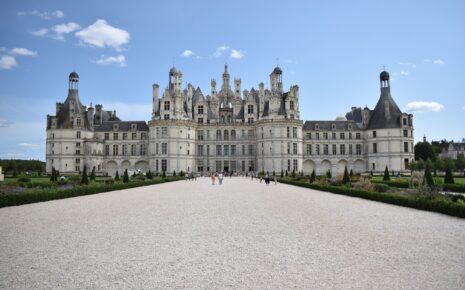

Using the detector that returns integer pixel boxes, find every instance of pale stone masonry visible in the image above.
[46,65,414,176]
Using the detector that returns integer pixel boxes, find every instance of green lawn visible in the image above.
[1,176,113,185]
[371,175,465,184]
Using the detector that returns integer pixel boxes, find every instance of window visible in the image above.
[206,145,210,156]
[156,143,159,154]
[323,132,328,139]
[216,145,222,156]
[248,118,254,123]
[198,105,204,115]
[290,114,294,119]
[123,133,127,140]
[75,165,80,172]
[356,144,362,155]
[197,130,204,141]
[340,132,345,139]
[76,131,81,138]
[349,132,352,140]
[332,132,336,139]
[293,143,297,154]
[224,130,229,141]
[403,118,407,126]
[224,145,229,156]
[76,119,81,126]
[340,144,346,155]
[306,132,311,140]
[316,132,320,140]
[76,158,80,164]
[403,130,408,137]
[373,131,377,138]
[105,145,110,155]
[247,105,254,114]
[372,163,376,170]
[373,143,378,153]
[162,127,168,137]
[404,142,409,153]
[141,133,147,140]
[248,144,253,156]
[198,118,204,123]
[104,133,109,140]
[122,144,128,156]
[162,143,167,154]
[164,101,170,111]
[216,130,222,140]
[161,160,167,172]
[287,142,291,154]
[290,101,294,110]
[349,144,353,155]
[231,130,236,140]
[287,127,290,138]
[323,144,329,155]
[113,133,118,140]
[131,144,137,156]
[292,127,297,138]
[242,145,245,155]
[332,144,337,155]
[76,142,81,147]
[231,145,236,155]
[356,133,361,140]
[75,150,80,155]
[316,144,320,155]
[306,144,312,155]
[287,159,291,171]
[132,132,137,140]
[140,144,146,155]
[164,114,169,120]
[293,160,298,172]
[112,144,118,156]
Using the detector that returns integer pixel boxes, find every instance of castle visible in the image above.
[46,65,414,176]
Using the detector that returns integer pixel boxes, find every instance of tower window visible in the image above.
[164,101,170,111]
[247,105,254,114]
[290,101,295,110]
[198,105,204,115]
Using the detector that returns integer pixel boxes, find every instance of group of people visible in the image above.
[210,172,224,185]
[208,171,278,185]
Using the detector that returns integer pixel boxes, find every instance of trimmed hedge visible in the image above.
[443,183,465,193]
[372,179,465,193]
[279,179,465,219]
[372,180,410,188]
[0,177,182,208]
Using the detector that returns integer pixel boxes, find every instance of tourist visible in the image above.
[265,171,270,185]
[211,173,216,185]
[274,176,277,185]
[218,172,223,185]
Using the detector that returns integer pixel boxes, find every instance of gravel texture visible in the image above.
[1,177,465,289]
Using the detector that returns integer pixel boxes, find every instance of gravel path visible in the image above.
[1,177,465,289]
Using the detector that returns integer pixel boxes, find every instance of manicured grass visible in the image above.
[279,178,465,219]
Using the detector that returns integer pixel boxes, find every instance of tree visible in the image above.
[456,154,465,171]
[291,169,296,178]
[383,165,390,181]
[90,166,96,181]
[414,141,435,161]
[280,170,284,177]
[146,170,153,179]
[349,168,354,177]
[444,164,454,184]
[423,164,434,187]
[309,169,316,183]
[162,170,166,178]
[342,166,350,184]
[173,170,176,177]
[417,159,425,171]
[123,169,129,183]
[370,170,373,176]
[50,167,56,182]
[115,170,120,181]
[434,158,445,173]
[273,171,276,177]
[80,166,89,185]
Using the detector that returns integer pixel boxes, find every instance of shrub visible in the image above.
[309,169,316,183]
[349,169,354,177]
[444,165,454,184]
[423,164,434,187]
[90,167,96,181]
[105,179,115,185]
[352,179,375,192]
[81,166,89,185]
[68,175,81,185]
[291,170,296,178]
[342,166,350,184]
[281,170,284,177]
[162,171,166,178]
[374,183,390,193]
[383,165,390,181]
[17,176,31,183]
[326,170,332,179]
[123,169,129,183]
[115,171,120,181]
[173,170,176,177]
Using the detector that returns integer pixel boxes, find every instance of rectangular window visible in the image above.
[207,145,210,156]
[112,144,118,156]
[216,145,222,156]
[288,159,291,171]
[349,144,353,155]
[332,144,337,155]
[122,133,127,140]
[349,132,352,140]
[242,145,245,155]
[290,101,295,110]
[197,130,204,141]
[293,143,297,154]
[76,131,81,138]
[306,144,312,155]
[198,105,204,114]
[76,142,81,147]
[356,133,361,140]
[113,133,118,140]
[332,132,336,139]
[248,118,254,123]
[141,133,147,140]
[293,159,298,171]
[197,145,203,156]
[76,119,81,126]
[161,160,167,172]
[162,143,167,154]
[122,144,128,156]
[292,127,297,138]
[156,143,159,154]
[340,144,345,155]
[340,132,345,139]
[164,101,170,111]
[216,161,222,172]
[373,143,378,153]
[105,145,110,156]
[140,144,146,155]
[247,105,254,114]
[224,145,229,156]
[403,130,408,137]
[287,142,291,154]
[231,145,236,156]
[287,127,290,138]
[306,132,311,140]
[404,142,409,153]
[198,118,203,123]
[132,132,137,140]
[323,132,328,139]
[162,127,168,137]
[373,131,377,138]
[323,144,329,155]
[131,144,137,156]
[76,158,80,164]
[164,114,169,120]
[316,144,320,155]
[316,132,320,140]
[356,144,362,155]
[75,150,80,155]
[248,144,253,156]
[403,118,407,125]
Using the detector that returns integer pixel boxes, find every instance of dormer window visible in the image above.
[348,124,352,130]
[113,124,119,131]
[331,124,336,130]
[315,124,319,130]
[131,124,137,131]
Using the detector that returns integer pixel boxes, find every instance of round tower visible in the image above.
[69,71,79,90]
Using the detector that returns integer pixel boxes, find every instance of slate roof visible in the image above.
[303,120,362,131]
[367,87,403,129]
[345,107,363,123]
[55,89,91,130]
[94,121,149,132]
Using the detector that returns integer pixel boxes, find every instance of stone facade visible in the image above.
[46,66,414,176]
[439,140,465,159]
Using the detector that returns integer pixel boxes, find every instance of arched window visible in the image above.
[216,130,222,140]
[224,130,229,141]
[231,130,236,140]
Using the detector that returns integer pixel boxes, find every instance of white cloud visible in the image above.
[19,143,40,149]
[181,50,194,57]
[230,49,244,59]
[51,22,81,40]
[212,45,245,59]
[0,55,17,70]
[10,48,37,56]
[405,101,444,112]
[398,62,416,68]
[17,10,64,19]
[30,28,49,37]
[433,59,445,65]
[96,55,126,67]
[0,119,13,127]
[75,19,130,51]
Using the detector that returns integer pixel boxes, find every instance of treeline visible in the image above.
[413,139,465,173]
[0,159,46,176]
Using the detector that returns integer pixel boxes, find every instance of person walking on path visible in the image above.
[218,172,223,185]
[265,171,270,185]
[274,175,277,185]
[211,173,216,185]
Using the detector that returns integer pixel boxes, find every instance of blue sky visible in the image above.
[1,0,464,160]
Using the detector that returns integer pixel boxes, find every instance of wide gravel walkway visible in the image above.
[1,177,465,289]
